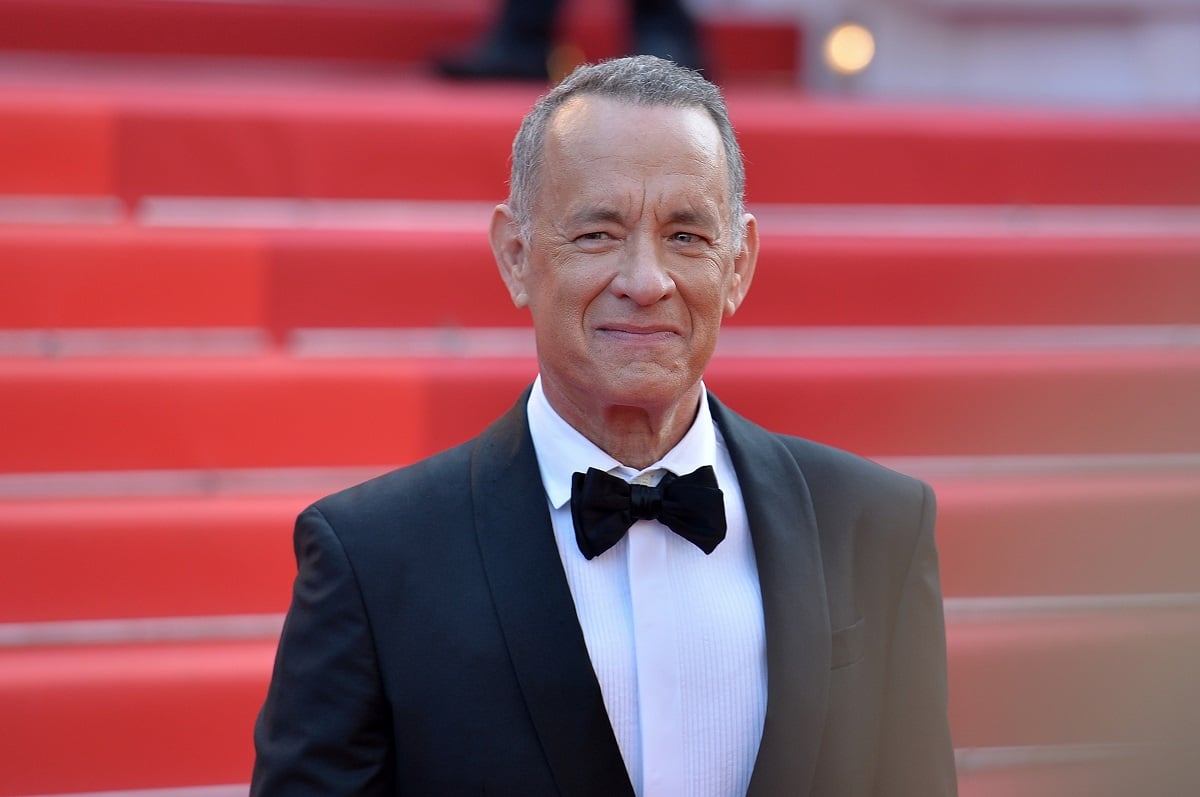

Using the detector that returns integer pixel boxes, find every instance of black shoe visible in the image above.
[436,37,550,81]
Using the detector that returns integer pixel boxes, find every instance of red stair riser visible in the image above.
[4,92,1198,203]
[2,472,1198,622]
[1,611,1197,794]
[2,353,1199,473]
[5,226,1200,329]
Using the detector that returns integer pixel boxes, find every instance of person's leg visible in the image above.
[437,0,560,80]
[630,0,705,72]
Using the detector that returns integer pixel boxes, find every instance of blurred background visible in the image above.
[0,1,1198,795]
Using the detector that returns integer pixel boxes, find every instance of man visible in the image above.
[252,56,957,796]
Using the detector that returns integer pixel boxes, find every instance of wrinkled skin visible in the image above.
[491,95,759,467]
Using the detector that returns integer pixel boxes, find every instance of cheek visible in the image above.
[548,267,611,318]
[681,262,733,315]
[529,283,589,344]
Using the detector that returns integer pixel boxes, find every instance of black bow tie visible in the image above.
[570,466,727,560]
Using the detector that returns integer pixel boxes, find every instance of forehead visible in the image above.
[542,95,727,181]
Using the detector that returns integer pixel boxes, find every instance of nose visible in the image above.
[610,235,675,306]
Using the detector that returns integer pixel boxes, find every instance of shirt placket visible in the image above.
[625,469,685,797]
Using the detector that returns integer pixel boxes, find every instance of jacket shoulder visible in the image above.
[776,434,927,504]
[305,440,475,545]
[710,392,927,506]
[302,392,532,550]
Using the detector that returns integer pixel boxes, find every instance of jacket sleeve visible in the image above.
[251,505,395,796]
[874,481,959,796]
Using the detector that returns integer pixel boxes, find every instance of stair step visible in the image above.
[1,459,1197,622]
[945,596,1200,749]
[2,348,1198,472]
[0,638,275,796]
[0,496,305,623]
[3,223,1198,332]
[929,463,1200,598]
[1,598,1196,795]
[0,1,800,83]
[2,60,1197,204]
[957,744,1199,797]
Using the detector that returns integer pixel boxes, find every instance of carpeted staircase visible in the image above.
[1,1,1198,795]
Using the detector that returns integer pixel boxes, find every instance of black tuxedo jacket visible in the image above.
[252,391,957,796]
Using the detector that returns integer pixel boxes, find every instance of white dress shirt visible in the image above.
[527,377,767,797]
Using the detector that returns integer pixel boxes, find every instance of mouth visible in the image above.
[597,324,678,342]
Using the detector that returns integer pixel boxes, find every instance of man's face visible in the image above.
[493,95,757,423]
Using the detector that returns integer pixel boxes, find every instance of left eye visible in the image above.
[672,232,699,243]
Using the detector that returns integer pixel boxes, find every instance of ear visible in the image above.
[723,213,759,318]
[490,204,531,309]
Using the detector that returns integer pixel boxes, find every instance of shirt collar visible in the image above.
[527,375,719,510]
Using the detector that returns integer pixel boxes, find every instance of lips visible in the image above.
[593,328,683,362]
[598,322,679,337]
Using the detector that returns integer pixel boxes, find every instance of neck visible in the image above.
[543,382,703,471]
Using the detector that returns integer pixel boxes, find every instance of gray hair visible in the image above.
[507,55,747,248]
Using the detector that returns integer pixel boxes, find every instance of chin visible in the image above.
[599,371,700,411]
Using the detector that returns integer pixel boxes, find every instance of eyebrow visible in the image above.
[663,207,718,228]
[565,207,627,228]
[563,204,720,231]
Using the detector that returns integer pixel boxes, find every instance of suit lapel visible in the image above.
[470,394,635,797]
[710,395,831,797]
